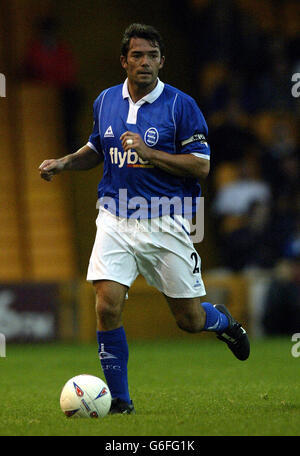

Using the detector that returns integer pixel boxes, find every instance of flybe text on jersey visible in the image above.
[109,147,154,168]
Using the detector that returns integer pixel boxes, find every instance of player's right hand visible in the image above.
[39,159,64,181]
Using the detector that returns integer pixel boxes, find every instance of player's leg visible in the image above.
[164,296,205,332]
[94,279,135,414]
[87,208,138,414]
[94,279,127,331]
[135,214,249,360]
[165,295,250,360]
[164,295,229,334]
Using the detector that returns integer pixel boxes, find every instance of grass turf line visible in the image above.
[0,337,299,436]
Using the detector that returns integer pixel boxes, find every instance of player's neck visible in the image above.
[127,78,158,103]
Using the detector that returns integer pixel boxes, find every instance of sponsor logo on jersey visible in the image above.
[109,147,154,168]
[144,127,159,147]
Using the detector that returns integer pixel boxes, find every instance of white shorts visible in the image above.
[87,208,206,298]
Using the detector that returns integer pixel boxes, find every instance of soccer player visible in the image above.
[39,23,250,414]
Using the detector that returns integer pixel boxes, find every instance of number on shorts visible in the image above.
[191,252,200,274]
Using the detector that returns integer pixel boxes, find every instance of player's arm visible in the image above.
[142,149,209,179]
[120,132,209,180]
[39,144,102,182]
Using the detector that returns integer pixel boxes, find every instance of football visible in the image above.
[60,374,111,418]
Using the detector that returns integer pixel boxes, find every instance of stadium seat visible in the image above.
[19,83,77,280]
[0,100,23,279]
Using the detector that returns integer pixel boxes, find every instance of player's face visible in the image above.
[120,37,165,89]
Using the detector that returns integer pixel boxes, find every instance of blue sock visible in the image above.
[97,327,130,404]
[202,302,229,332]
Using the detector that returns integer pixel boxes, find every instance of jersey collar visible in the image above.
[122,78,165,105]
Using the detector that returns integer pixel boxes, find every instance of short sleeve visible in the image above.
[87,99,102,155]
[175,95,210,160]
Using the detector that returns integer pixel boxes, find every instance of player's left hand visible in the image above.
[120,131,153,161]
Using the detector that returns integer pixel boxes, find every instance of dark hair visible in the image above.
[120,23,165,58]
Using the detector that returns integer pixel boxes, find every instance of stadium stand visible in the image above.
[0,0,299,340]
[19,83,77,280]
[0,100,23,279]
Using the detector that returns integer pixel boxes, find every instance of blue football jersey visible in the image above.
[87,78,210,218]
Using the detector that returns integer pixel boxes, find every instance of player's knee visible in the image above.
[95,299,120,321]
[95,291,122,328]
[175,311,205,333]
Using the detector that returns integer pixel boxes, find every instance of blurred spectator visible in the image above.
[220,201,281,271]
[181,0,300,271]
[23,16,83,151]
[261,256,300,335]
[260,121,299,194]
[24,16,76,88]
[279,154,300,196]
[212,156,271,217]
[255,36,297,112]
[184,0,244,68]
[208,96,259,167]
[211,156,273,270]
[284,215,300,259]
[270,193,299,258]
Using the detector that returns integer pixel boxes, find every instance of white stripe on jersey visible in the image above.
[191,152,210,160]
[171,93,178,153]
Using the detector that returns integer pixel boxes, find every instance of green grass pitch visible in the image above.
[1,337,300,436]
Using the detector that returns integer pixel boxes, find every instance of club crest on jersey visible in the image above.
[73,382,84,397]
[144,127,159,147]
